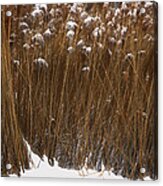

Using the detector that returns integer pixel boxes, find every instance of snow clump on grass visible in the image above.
[66,30,75,40]
[32,33,44,46]
[43,28,52,38]
[67,46,75,54]
[34,57,48,68]
[13,60,20,65]
[66,20,78,30]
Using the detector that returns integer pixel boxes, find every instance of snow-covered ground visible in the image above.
[20,153,124,179]
[11,140,123,179]
[8,140,151,180]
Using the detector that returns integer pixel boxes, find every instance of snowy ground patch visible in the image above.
[9,139,151,180]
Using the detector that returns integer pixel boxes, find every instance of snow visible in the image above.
[97,43,103,49]
[115,8,120,17]
[117,39,122,46]
[92,27,102,38]
[43,28,52,37]
[22,29,30,35]
[138,50,146,55]
[13,60,20,65]
[146,74,150,82]
[66,30,75,40]
[19,22,29,30]
[34,57,48,68]
[80,11,88,19]
[143,34,153,41]
[103,2,109,6]
[127,10,132,17]
[148,36,154,42]
[85,46,92,53]
[84,16,95,27]
[126,53,134,58]
[112,17,115,24]
[32,33,44,46]
[109,37,116,44]
[108,49,112,56]
[133,8,137,17]
[134,38,138,43]
[35,4,47,12]
[17,140,124,179]
[125,53,134,60]
[67,46,75,53]
[77,39,84,47]
[121,2,127,10]
[10,33,16,38]
[20,157,122,179]
[55,8,62,15]
[107,21,113,27]
[142,112,148,117]
[94,16,101,22]
[31,9,43,17]
[23,43,30,50]
[144,2,153,8]
[32,33,44,41]
[66,20,78,30]
[49,8,55,17]
[8,140,152,180]
[51,118,55,122]
[116,24,121,32]
[70,3,78,13]
[82,66,90,72]
[121,26,128,37]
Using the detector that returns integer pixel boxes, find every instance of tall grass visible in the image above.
[1,2,158,180]
[1,7,31,176]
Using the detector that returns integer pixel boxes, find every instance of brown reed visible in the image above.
[1,2,158,180]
